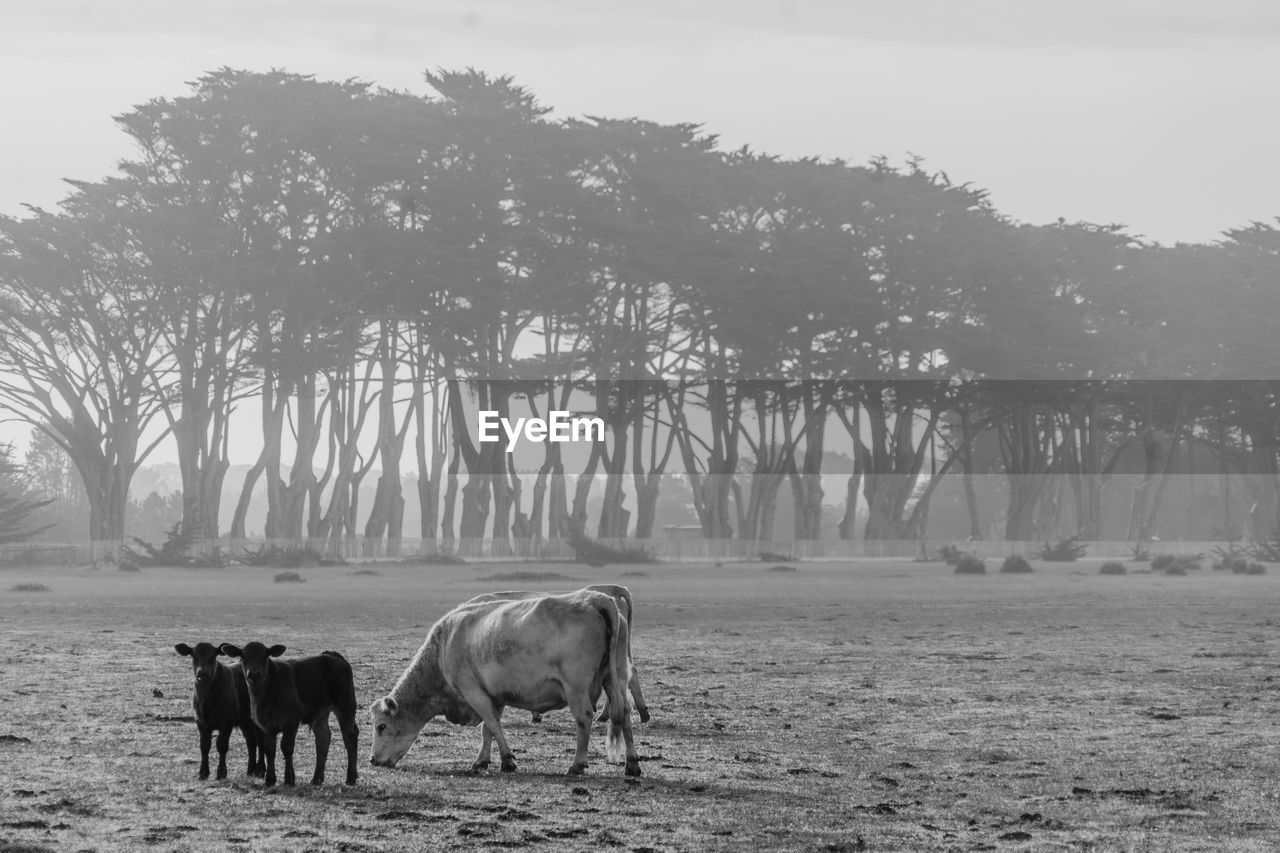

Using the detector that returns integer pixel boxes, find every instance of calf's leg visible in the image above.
[215,727,232,780]
[261,731,278,787]
[197,723,213,780]
[338,715,359,785]
[241,724,264,777]
[281,723,299,786]
[310,710,331,786]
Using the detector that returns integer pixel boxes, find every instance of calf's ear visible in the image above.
[268,644,286,657]
[175,643,193,657]
[219,644,242,658]
[384,696,399,717]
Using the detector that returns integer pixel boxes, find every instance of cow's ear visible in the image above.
[219,644,242,658]
[268,644,286,658]
[175,643,193,657]
[384,696,399,717]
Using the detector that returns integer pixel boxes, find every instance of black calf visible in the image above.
[219,642,359,787]
[174,642,264,780]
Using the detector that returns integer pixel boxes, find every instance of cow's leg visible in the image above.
[620,706,641,777]
[311,710,331,786]
[530,712,543,723]
[459,690,517,772]
[215,727,232,780]
[261,731,278,787]
[565,687,595,776]
[197,723,213,780]
[337,714,359,785]
[281,723,298,786]
[629,660,650,723]
[472,724,494,772]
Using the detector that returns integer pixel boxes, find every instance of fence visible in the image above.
[0,537,1249,567]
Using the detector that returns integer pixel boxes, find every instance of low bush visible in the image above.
[1130,544,1152,563]
[568,532,656,568]
[999,555,1033,574]
[1153,553,1202,573]
[9,582,50,592]
[122,522,229,568]
[273,571,305,583]
[1233,561,1267,576]
[953,555,987,575]
[236,545,344,568]
[1099,561,1127,575]
[1033,535,1088,562]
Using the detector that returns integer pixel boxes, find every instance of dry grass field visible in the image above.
[2,556,1280,851]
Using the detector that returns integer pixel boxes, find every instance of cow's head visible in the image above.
[219,642,285,692]
[175,641,223,690]
[368,696,425,768]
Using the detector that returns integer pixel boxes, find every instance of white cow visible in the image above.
[369,589,641,777]
[462,584,650,723]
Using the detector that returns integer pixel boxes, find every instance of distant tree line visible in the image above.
[2,68,1279,546]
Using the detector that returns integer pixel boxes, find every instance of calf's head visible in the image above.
[175,642,224,690]
[219,642,285,691]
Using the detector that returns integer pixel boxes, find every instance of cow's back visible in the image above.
[441,593,616,706]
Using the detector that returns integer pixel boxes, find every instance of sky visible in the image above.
[3,0,1280,462]
[2,0,1280,245]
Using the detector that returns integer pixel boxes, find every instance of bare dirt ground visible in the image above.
[3,558,1280,851]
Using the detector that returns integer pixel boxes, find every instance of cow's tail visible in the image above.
[598,598,629,763]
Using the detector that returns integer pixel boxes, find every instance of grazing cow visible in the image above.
[174,642,264,780]
[218,643,359,787]
[463,584,650,723]
[369,590,641,777]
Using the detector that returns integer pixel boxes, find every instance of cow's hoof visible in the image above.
[216,770,227,781]
[198,771,210,781]
[500,756,518,773]
[345,774,358,786]
[638,708,651,723]
[264,777,277,788]
[310,777,324,786]
[624,757,642,777]
[530,713,543,723]
[470,760,490,773]
[566,763,587,776]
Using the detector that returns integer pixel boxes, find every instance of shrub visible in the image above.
[1234,561,1267,576]
[1099,562,1127,575]
[1153,553,1202,573]
[1033,535,1088,562]
[767,565,797,573]
[9,582,49,592]
[953,555,987,574]
[236,545,344,568]
[999,555,1033,574]
[1247,539,1280,563]
[759,550,794,563]
[568,531,656,568]
[936,544,964,565]
[273,571,305,583]
[399,553,467,566]
[122,522,228,568]
[1130,544,1152,563]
